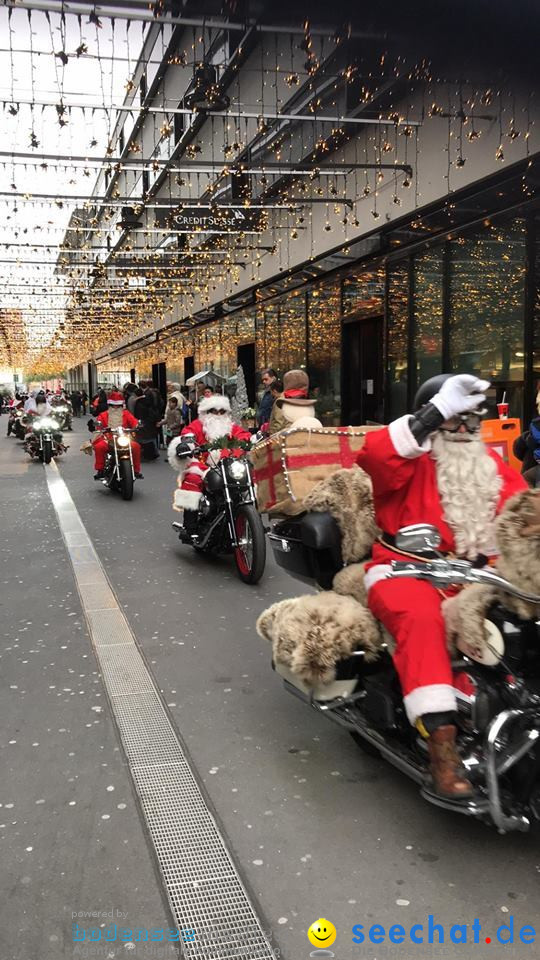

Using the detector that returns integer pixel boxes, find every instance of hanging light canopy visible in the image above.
[118,206,143,230]
[184,63,230,112]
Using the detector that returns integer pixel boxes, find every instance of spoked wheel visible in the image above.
[233,504,266,584]
[119,459,134,501]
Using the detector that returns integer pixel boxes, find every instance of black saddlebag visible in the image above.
[268,511,343,589]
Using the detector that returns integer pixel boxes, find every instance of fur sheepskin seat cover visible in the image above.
[443,490,540,655]
[303,466,378,564]
[257,468,382,686]
[256,592,382,687]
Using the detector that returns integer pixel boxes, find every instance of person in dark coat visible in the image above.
[71,390,82,417]
[256,368,277,428]
[133,391,160,460]
[514,391,540,487]
[90,388,108,416]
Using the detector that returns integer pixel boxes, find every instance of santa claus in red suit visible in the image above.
[167,393,251,526]
[92,391,142,479]
[356,373,527,799]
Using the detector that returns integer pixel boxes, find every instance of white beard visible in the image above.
[108,407,123,428]
[201,412,234,442]
[431,431,502,559]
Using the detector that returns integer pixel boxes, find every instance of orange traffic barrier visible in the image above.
[480,418,522,472]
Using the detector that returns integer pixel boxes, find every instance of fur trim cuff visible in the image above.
[167,436,186,472]
[173,489,202,510]
[364,564,392,592]
[403,684,457,725]
[389,415,431,459]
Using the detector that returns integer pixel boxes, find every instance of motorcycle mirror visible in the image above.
[394,523,442,554]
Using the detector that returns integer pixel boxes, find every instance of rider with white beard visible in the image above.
[356,374,527,800]
[167,393,252,537]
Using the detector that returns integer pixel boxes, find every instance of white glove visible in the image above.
[431,374,490,420]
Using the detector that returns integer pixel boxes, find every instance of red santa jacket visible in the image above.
[96,410,139,431]
[356,415,527,568]
[181,419,251,459]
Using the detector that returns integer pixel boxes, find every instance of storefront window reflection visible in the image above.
[307,281,341,425]
[343,267,384,318]
[277,289,307,371]
[533,220,540,403]
[448,220,526,417]
[412,248,443,393]
[386,262,410,419]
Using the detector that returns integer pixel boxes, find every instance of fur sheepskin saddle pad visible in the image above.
[303,467,378,564]
[256,589,382,687]
[443,489,540,656]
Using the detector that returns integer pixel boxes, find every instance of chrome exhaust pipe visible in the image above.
[486,710,532,833]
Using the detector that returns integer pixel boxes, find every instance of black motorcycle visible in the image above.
[24,415,66,463]
[172,440,266,584]
[93,426,139,500]
[12,410,28,440]
[268,516,540,833]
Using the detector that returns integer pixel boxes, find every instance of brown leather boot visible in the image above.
[427,725,474,799]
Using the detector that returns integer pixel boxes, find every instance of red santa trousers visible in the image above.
[93,437,141,473]
[367,577,456,725]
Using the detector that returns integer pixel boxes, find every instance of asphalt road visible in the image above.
[1,417,539,960]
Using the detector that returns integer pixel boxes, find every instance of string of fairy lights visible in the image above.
[0,2,537,380]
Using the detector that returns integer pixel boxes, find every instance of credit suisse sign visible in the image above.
[163,206,266,233]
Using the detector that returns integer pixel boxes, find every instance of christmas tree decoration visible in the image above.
[231,365,250,424]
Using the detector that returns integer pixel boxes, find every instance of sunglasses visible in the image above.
[443,409,487,433]
[207,408,227,415]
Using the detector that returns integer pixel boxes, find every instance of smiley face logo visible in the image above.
[307,918,337,948]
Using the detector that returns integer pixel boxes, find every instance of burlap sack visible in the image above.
[251,425,381,516]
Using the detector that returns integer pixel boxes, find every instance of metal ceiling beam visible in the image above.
[1,152,411,179]
[0,97,419,126]
[2,1,386,39]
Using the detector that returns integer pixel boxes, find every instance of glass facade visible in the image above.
[412,247,444,389]
[386,261,410,420]
[307,281,341,425]
[448,220,526,417]
[534,220,540,397]
[98,207,537,426]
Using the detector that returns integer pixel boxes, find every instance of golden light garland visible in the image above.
[0,3,536,385]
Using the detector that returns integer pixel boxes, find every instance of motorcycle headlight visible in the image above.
[117,435,130,447]
[227,459,248,481]
[36,417,57,430]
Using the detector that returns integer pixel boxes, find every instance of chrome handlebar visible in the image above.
[388,559,540,604]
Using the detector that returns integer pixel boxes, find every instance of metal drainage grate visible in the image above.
[45,463,278,960]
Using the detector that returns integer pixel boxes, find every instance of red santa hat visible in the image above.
[198,394,231,416]
[108,391,124,406]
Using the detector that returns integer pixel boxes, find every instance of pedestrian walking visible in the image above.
[81,389,88,415]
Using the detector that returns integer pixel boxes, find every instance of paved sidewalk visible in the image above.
[0,435,177,960]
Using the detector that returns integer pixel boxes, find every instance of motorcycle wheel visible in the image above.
[43,439,53,464]
[119,459,134,501]
[233,504,266,584]
[349,730,381,758]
